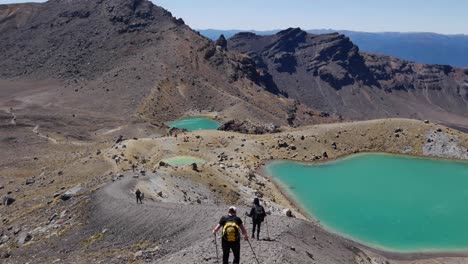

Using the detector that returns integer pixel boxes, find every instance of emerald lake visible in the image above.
[161,156,205,166]
[266,153,468,252]
[168,116,220,131]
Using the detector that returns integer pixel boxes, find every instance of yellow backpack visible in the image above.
[222,221,240,242]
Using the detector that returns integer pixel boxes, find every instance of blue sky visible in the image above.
[1,0,467,34]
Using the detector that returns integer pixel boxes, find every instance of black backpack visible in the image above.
[253,205,265,222]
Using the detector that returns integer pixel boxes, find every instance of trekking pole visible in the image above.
[247,239,260,264]
[214,234,219,264]
[265,216,271,240]
[264,201,271,240]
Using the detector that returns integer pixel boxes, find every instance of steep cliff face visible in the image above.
[0,1,332,126]
[228,28,468,130]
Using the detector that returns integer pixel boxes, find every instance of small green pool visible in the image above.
[161,156,205,166]
[266,153,468,252]
[168,116,220,131]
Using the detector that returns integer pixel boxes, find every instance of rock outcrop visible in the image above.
[218,119,281,134]
[228,28,468,131]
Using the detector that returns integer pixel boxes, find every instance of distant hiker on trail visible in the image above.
[135,189,143,204]
[131,163,137,172]
[246,198,267,240]
[213,206,249,264]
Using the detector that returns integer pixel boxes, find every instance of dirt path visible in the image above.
[72,174,370,264]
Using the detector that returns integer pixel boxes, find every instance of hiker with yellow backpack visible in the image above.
[213,206,249,264]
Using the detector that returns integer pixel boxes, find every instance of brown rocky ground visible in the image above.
[1,118,467,263]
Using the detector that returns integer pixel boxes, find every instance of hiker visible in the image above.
[135,189,143,204]
[213,206,248,264]
[131,163,137,172]
[246,198,266,240]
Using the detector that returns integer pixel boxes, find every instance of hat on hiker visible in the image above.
[228,206,237,214]
[253,197,260,206]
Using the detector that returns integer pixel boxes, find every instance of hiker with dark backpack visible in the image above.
[135,189,143,204]
[213,206,249,264]
[246,198,266,240]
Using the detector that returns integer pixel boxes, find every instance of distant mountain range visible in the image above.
[200,29,468,67]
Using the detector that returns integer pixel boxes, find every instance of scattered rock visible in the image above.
[277,140,289,148]
[322,152,328,158]
[134,250,143,258]
[2,251,10,258]
[60,194,72,201]
[331,142,337,149]
[60,185,82,201]
[49,213,58,223]
[17,232,32,245]
[13,227,21,235]
[254,191,264,198]
[25,178,35,185]
[60,210,68,218]
[394,128,403,133]
[424,120,430,124]
[0,235,9,245]
[114,135,124,145]
[169,127,188,136]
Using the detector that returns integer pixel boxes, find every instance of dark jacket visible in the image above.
[247,198,266,222]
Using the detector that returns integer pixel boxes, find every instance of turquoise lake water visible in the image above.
[168,116,220,131]
[266,153,468,252]
[162,156,205,166]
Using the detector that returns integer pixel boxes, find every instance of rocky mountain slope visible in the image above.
[0,0,329,129]
[228,28,468,131]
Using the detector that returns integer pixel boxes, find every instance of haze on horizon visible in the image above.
[1,0,467,35]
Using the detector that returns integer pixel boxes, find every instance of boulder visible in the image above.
[2,196,15,206]
[283,208,293,217]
